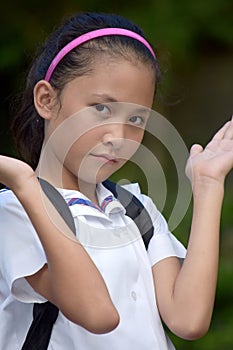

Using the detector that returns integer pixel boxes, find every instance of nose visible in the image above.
[102,124,126,150]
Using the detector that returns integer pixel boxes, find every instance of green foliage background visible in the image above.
[0,1,233,348]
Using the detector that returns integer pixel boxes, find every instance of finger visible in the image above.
[212,121,231,141]
[222,117,233,139]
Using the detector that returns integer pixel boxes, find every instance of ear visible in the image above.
[34,80,58,120]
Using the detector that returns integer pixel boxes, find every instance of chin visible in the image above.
[78,161,125,185]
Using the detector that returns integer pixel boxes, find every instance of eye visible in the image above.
[129,115,145,126]
[94,104,111,115]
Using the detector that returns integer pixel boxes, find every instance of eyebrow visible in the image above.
[92,93,151,113]
[92,93,118,103]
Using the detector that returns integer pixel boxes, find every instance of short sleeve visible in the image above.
[0,190,47,303]
[122,183,186,265]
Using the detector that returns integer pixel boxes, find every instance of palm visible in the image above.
[186,120,233,184]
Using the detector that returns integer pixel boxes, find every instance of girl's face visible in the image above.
[43,58,155,190]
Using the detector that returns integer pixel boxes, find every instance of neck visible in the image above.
[35,152,64,188]
[36,159,98,206]
[78,179,99,205]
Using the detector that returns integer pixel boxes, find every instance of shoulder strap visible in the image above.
[102,179,154,250]
[21,301,59,350]
[39,178,76,235]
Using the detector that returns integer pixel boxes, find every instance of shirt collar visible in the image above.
[97,183,126,215]
[57,183,125,216]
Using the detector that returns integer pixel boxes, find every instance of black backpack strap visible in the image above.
[38,178,76,235]
[21,302,59,350]
[103,180,154,250]
[21,179,76,350]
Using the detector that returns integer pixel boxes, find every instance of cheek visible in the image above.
[65,130,99,162]
[125,129,144,153]
[134,129,145,144]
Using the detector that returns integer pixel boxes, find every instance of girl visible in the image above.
[1,12,233,350]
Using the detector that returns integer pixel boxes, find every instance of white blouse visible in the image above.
[0,183,186,350]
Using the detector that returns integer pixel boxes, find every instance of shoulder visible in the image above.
[122,183,169,234]
[0,187,29,221]
[122,184,187,263]
[121,182,148,202]
[121,183,160,215]
[0,187,18,205]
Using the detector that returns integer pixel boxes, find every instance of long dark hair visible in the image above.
[11,12,158,169]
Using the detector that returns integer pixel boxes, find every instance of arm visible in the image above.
[0,157,119,333]
[153,119,233,340]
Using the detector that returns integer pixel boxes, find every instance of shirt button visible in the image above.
[131,291,137,301]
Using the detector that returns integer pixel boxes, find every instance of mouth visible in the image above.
[90,153,118,163]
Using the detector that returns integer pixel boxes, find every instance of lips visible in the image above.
[91,153,118,163]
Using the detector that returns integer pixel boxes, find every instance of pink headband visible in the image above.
[45,28,156,81]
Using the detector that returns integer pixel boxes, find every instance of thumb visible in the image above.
[185,144,203,182]
[190,144,203,157]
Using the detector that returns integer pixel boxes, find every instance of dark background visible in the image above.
[1,1,233,348]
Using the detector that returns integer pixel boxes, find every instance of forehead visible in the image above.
[92,53,156,82]
[68,57,156,107]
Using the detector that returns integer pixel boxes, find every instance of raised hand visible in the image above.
[186,118,233,187]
